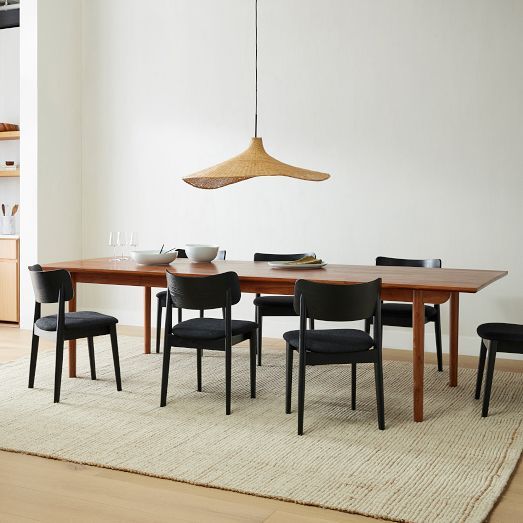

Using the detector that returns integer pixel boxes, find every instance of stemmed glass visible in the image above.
[109,232,120,261]
[129,232,138,252]
[117,231,128,260]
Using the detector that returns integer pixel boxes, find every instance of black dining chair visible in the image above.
[284,278,384,435]
[28,264,122,403]
[253,252,315,366]
[160,271,257,414]
[155,249,226,353]
[365,256,443,371]
[475,323,523,417]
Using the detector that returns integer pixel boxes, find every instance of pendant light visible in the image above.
[183,0,330,189]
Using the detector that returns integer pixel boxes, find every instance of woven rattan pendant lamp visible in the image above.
[183,0,330,189]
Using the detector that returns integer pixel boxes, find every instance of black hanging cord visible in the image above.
[254,0,258,137]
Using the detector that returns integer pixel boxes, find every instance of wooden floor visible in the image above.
[0,324,521,522]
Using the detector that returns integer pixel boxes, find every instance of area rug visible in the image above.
[0,336,521,523]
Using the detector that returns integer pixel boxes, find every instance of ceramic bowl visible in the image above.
[185,244,219,262]
[130,250,178,266]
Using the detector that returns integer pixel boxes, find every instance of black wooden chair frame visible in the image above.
[28,266,121,403]
[365,256,443,372]
[254,252,315,366]
[160,272,257,415]
[475,337,522,417]
[155,249,226,353]
[285,279,384,435]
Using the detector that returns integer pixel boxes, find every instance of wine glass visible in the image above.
[108,232,120,261]
[117,231,127,260]
[129,232,138,252]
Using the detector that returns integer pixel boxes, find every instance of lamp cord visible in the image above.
[254,0,258,137]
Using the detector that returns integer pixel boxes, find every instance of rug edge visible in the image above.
[0,446,410,523]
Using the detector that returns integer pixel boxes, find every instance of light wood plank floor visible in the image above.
[0,324,521,522]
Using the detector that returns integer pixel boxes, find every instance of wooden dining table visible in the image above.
[42,258,507,422]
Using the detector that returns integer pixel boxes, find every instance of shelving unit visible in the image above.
[0,169,19,178]
[0,129,20,323]
[0,130,20,141]
[0,130,20,176]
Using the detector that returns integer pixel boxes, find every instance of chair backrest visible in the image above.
[376,256,441,268]
[254,252,315,262]
[28,266,74,304]
[176,248,226,260]
[166,271,240,310]
[294,278,381,322]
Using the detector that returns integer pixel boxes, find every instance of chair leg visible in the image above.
[110,326,122,391]
[28,333,39,388]
[309,318,315,330]
[351,363,356,410]
[199,309,204,318]
[434,317,443,372]
[225,345,232,415]
[285,343,293,414]
[364,318,371,334]
[249,334,257,398]
[156,298,162,353]
[160,345,172,407]
[87,336,96,380]
[196,348,202,392]
[256,308,263,366]
[475,340,487,399]
[374,360,385,430]
[482,342,497,417]
[297,354,306,435]
[53,336,65,403]
[177,308,182,323]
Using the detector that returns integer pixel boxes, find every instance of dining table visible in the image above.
[42,258,507,422]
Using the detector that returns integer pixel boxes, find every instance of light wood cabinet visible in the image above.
[0,238,19,323]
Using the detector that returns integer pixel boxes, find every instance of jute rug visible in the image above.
[0,336,521,523]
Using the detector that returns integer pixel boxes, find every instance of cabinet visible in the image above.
[0,238,19,322]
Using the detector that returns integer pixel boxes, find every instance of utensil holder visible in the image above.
[1,216,16,235]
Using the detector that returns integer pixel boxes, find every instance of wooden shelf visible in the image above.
[0,169,19,178]
[0,131,20,141]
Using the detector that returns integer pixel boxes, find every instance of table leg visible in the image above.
[413,290,425,422]
[449,292,459,387]
[68,275,77,378]
[144,286,151,354]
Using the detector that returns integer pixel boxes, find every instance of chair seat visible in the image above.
[253,295,295,316]
[378,303,437,327]
[36,311,118,332]
[477,323,523,343]
[283,329,374,353]
[172,318,257,340]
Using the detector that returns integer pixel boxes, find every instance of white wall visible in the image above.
[19,0,38,326]
[0,27,20,231]
[37,0,82,264]
[19,0,83,327]
[78,0,523,358]
[20,0,523,359]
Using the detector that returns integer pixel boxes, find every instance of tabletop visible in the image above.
[43,258,508,293]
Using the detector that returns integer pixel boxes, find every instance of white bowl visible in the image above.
[130,250,178,266]
[185,244,219,262]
